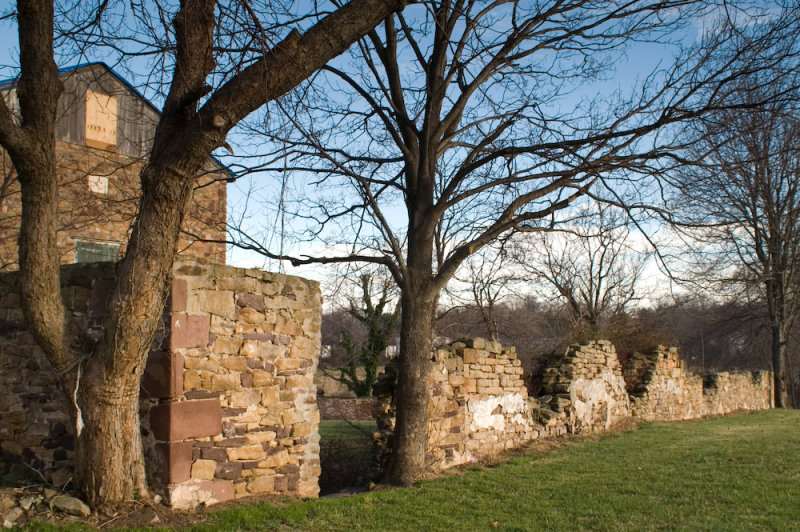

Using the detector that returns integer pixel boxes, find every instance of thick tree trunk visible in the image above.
[771,323,790,408]
[72,162,196,508]
[767,278,792,408]
[386,284,436,485]
[74,366,148,505]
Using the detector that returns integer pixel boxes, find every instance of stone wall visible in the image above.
[0,260,321,509]
[625,346,772,421]
[624,346,705,420]
[375,338,538,470]
[376,339,772,475]
[317,397,376,420]
[703,371,772,414]
[536,341,631,434]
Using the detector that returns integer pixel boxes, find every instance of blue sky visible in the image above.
[0,1,769,294]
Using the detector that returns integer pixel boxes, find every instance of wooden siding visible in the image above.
[54,64,159,158]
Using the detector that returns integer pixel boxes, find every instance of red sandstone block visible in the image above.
[150,441,192,485]
[171,279,188,312]
[142,351,184,399]
[150,398,222,442]
[170,313,210,349]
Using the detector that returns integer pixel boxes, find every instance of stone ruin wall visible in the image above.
[317,397,376,420]
[625,346,773,421]
[376,338,540,470]
[315,368,379,421]
[536,340,631,434]
[0,260,322,509]
[376,339,773,474]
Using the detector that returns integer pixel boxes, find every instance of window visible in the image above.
[85,90,117,151]
[75,240,120,263]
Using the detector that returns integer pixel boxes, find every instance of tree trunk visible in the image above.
[74,365,149,505]
[386,283,436,485]
[771,322,790,408]
[767,277,791,408]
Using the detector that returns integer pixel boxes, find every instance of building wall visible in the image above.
[0,260,321,509]
[0,63,226,269]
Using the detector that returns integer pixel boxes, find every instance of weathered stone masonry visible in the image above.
[377,339,773,473]
[624,345,772,421]
[537,340,631,434]
[376,338,539,470]
[0,260,322,509]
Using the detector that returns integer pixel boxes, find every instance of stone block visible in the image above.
[274,358,304,371]
[462,348,481,364]
[289,336,317,359]
[191,459,217,480]
[213,336,242,355]
[229,389,260,408]
[274,317,304,336]
[141,351,184,399]
[210,315,234,336]
[150,398,222,442]
[236,293,266,313]
[238,307,266,324]
[211,373,240,392]
[261,449,289,468]
[245,431,277,444]
[247,475,275,494]
[227,445,265,461]
[221,357,248,371]
[285,375,311,389]
[150,442,192,485]
[170,313,210,349]
[200,290,236,319]
[201,448,228,462]
[170,279,188,312]
[261,386,281,406]
[297,480,319,498]
[169,479,234,509]
[252,370,274,387]
[216,461,243,480]
[184,370,201,391]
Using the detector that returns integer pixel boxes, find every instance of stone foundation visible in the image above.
[0,260,322,508]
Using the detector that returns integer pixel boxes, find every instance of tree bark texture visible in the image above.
[767,278,791,408]
[386,280,436,485]
[74,367,148,503]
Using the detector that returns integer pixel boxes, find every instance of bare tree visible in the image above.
[228,1,792,484]
[668,79,800,408]
[443,243,521,342]
[513,204,651,338]
[0,0,412,510]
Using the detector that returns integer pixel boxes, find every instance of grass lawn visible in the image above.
[318,420,377,442]
[25,410,800,531]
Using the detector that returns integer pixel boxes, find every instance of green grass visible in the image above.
[318,420,377,441]
[24,411,800,531]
